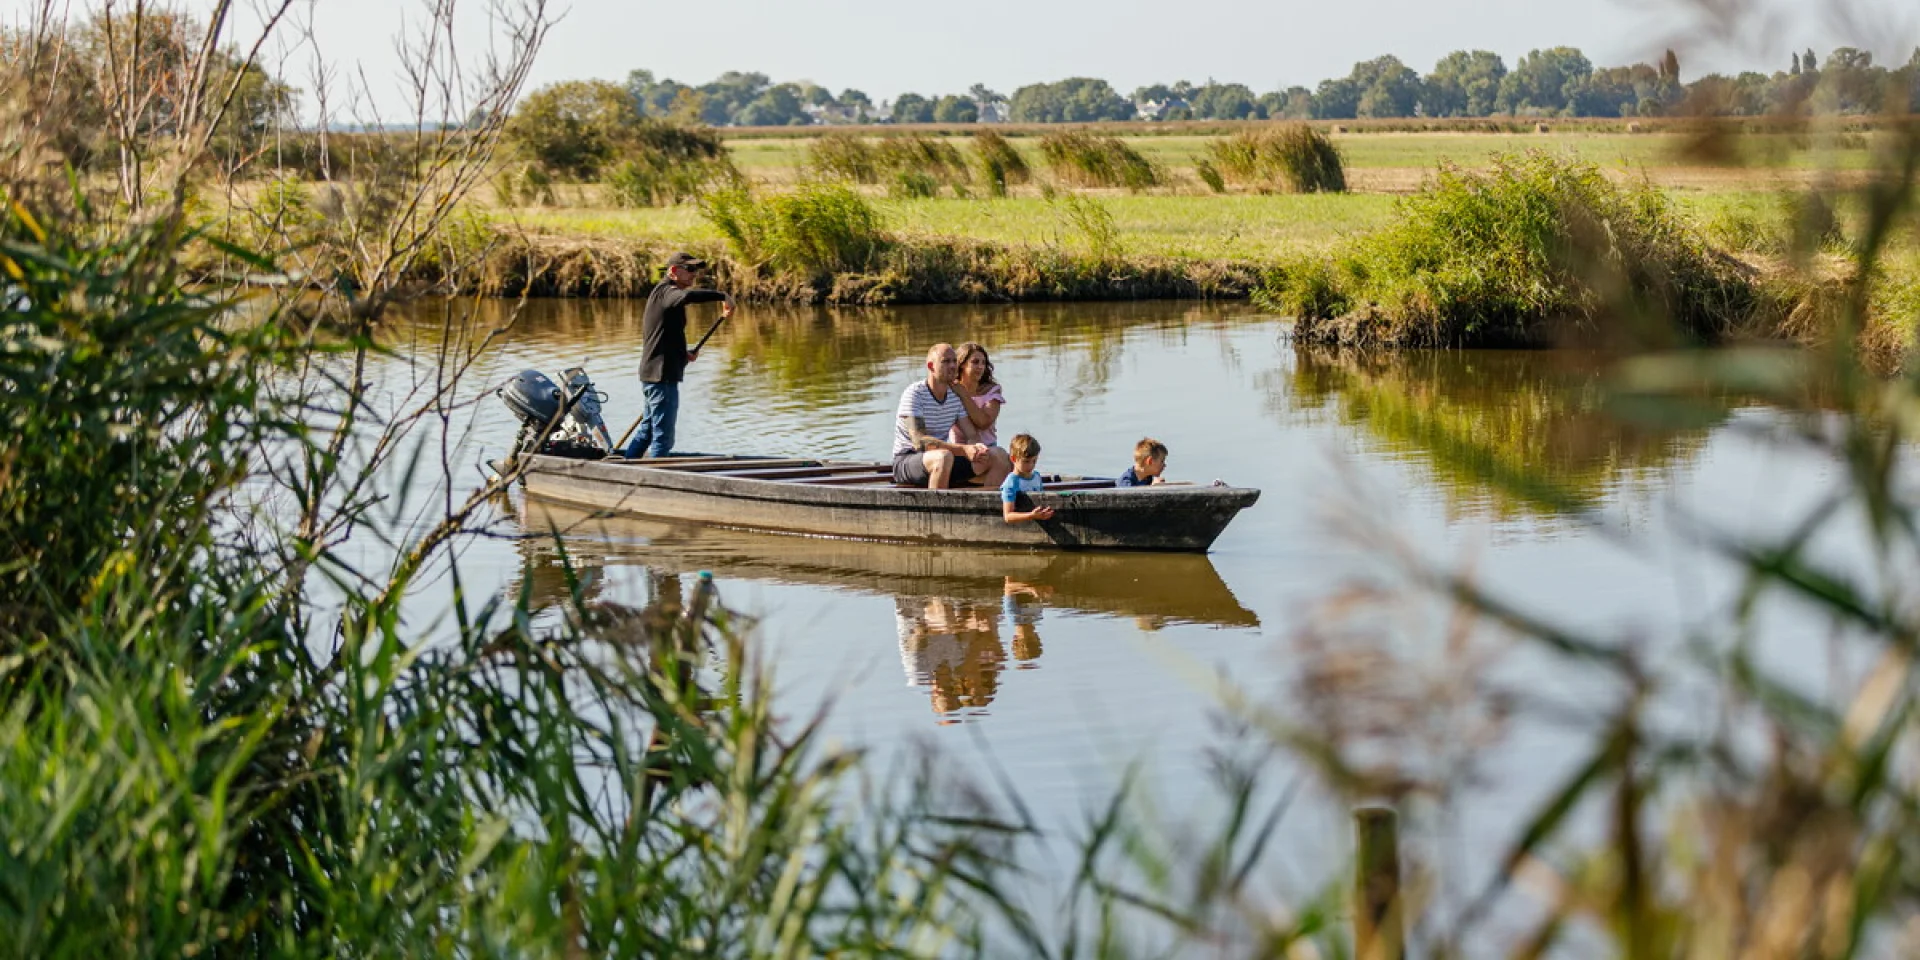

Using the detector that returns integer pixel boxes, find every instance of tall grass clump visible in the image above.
[606,120,737,207]
[1038,131,1160,192]
[971,129,1031,197]
[1193,158,1227,194]
[808,130,882,183]
[810,132,971,196]
[1262,152,1766,347]
[1208,124,1346,194]
[875,134,971,188]
[701,179,888,278]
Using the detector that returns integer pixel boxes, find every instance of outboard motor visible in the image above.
[500,369,564,434]
[498,367,610,458]
[558,367,613,452]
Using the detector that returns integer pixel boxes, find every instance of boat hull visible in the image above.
[515,455,1259,552]
[517,500,1261,626]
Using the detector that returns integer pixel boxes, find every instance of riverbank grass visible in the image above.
[1264,152,1779,348]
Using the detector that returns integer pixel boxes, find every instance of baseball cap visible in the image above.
[665,251,708,270]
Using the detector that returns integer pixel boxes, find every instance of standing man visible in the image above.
[625,252,733,459]
[893,343,1012,489]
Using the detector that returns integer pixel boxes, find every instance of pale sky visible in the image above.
[13,0,1919,119]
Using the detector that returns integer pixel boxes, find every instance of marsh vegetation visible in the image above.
[11,0,1920,956]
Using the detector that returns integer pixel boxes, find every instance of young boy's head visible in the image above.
[1008,434,1041,476]
[1133,438,1168,479]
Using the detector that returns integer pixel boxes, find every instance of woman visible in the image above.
[949,342,1005,448]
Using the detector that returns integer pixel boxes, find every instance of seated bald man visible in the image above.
[892,343,1013,489]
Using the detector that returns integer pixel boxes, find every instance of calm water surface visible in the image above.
[372,297,1860,939]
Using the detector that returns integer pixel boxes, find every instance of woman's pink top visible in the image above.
[949,383,1004,446]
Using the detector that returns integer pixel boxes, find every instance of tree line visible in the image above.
[626,46,1920,126]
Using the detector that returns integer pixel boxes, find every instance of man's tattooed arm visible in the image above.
[905,415,942,452]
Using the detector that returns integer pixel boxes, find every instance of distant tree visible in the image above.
[1311,56,1421,119]
[891,92,934,123]
[735,83,809,126]
[1263,86,1314,119]
[1818,47,1888,114]
[697,71,773,125]
[932,94,979,123]
[1792,52,1802,75]
[1425,50,1507,116]
[1189,82,1259,120]
[1827,47,1872,71]
[1498,47,1593,114]
[1571,63,1657,116]
[1311,77,1361,119]
[1008,78,1134,122]
[1767,68,1819,114]
[801,83,835,107]
[1731,72,1772,114]
[628,69,693,118]
[839,88,873,121]
[1660,49,1681,84]
[1803,49,1818,72]
[1903,48,1920,112]
[1132,83,1177,103]
[507,79,642,178]
[1353,56,1422,118]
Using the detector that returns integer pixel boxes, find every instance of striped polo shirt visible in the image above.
[892,380,967,457]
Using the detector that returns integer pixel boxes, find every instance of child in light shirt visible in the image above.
[999,434,1056,524]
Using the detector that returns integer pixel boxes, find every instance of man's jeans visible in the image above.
[623,381,680,459]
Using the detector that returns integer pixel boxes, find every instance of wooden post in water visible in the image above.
[1354,806,1404,960]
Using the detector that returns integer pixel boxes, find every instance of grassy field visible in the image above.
[505,187,1776,262]
[720,131,1890,182]
[486,128,1880,263]
[511,192,1405,260]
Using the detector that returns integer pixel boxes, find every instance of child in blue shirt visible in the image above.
[1000,433,1055,524]
[1117,437,1167,487]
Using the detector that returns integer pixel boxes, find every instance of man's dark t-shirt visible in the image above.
[639,281,727,383]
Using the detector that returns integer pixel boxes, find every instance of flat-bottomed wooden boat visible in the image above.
[506,453,1259,552]
[516,500,1260,627]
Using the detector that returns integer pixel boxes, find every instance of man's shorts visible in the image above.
[893,450,979,487]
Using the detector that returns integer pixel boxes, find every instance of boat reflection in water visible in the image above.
[514,496,1259,723]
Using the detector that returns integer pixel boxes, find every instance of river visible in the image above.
[368,296,1866,947]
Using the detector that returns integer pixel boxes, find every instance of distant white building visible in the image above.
[976,100,1009,123]
[803,102,863,125]
[1134,97,1189,121]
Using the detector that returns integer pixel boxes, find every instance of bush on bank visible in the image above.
[1261,152,1776,348]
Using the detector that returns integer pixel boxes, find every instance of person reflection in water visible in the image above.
[895,581,1054,720]
[896,597,1006,722]
[1003,578,1048,668]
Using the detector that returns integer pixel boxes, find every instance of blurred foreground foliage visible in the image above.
[0,168,1036,956]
